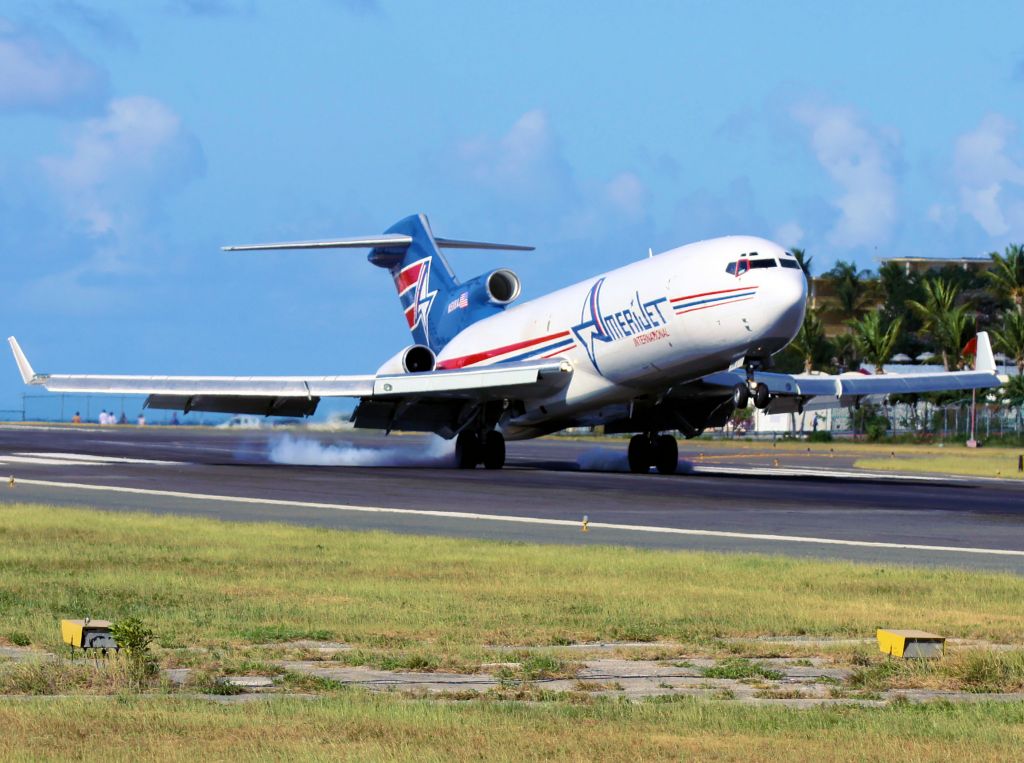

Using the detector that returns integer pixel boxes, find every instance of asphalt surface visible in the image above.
[1,424,1023,572]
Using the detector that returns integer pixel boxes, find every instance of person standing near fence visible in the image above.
[71,411,80,424]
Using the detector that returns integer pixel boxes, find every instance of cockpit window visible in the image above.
[725,258,752,275]
[748,259,777,269]
[779,259,801,269]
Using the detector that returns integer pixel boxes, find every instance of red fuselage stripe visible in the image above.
[675,296,755,315]
[670,285,758,303]
[437,330,571,370]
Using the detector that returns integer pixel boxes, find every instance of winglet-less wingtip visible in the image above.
[975,331,996,373]
[7,337,38,384]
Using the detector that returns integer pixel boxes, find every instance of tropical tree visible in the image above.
[991,310,1024,373]
[789,308,830,373]
[986,243,1024,311]
[823,260,872,322]
[1002,373,1024,408]
[849,312,903,374]
[876,262,925,342]
[830,333,861,373]
[790,247,813,277]
[907,278,973,370]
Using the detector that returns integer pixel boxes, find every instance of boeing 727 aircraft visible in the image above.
[9,213,1001,473]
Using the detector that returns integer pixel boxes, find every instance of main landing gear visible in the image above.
[455,429,506,470]
[628,433,678,475]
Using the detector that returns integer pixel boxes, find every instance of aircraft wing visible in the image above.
[7,336,572,420]
[699,331,1001,415]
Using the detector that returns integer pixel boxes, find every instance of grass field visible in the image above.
[2,694,1023,762]
[3,503,1024,759]
[2,503,1024,657]
[667,436,1024,480]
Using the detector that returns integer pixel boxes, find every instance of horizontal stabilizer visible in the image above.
[223,234,413,252]
[433,237,534,251]
[223,235,533,253]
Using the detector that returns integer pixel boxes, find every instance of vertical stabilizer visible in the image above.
[368,214,461,350]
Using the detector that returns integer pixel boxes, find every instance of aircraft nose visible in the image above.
[760,268,807,347]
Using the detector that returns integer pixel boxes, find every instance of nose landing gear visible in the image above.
[627,432,679,475]
[733,379,772,411]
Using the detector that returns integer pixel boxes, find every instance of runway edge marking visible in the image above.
[13,477,1024,559]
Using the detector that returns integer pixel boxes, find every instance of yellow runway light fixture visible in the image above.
[877,629,945,659]
[61,618,119,658]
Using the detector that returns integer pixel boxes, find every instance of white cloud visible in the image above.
[454,109,648,237]
[792,103,898,249]
[773,221,804,247]
[603,171,646,221]
[952,114,1024,237]
[42,96,204,243]
[456,109,576,206]
[0,18,107,114]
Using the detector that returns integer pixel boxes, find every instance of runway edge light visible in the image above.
[877,629,945,659]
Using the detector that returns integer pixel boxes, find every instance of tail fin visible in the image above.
[223,213,532,352]
[368,215,459,349]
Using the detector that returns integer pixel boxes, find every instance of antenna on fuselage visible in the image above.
[648,247,653,259]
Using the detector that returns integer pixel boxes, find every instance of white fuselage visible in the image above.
[435,235,807,439]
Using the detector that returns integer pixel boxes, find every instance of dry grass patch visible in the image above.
[3,694,1024,762]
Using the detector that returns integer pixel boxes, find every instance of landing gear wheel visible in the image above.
[627,434,651,474]
[455,431,480,469]
[482,431,506,470]
[653,434,678,475]
[753,382,771,410]
[732,383,750,409]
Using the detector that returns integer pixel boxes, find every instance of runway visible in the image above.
[0,424,1023,573]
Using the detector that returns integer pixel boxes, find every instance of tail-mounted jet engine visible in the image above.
[376,344,436,375]
[462,268,522,306]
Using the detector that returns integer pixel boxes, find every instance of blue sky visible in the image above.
[1,0,1023,412]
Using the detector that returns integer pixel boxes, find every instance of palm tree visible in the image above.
[823,260,871,322]
[849,312,903,374]
[830,332,861,373]
[991,310,1024,373]
[790,247,813,277]
[789,308,830,373]
[907,278,972,370]
[986,243,1024,311]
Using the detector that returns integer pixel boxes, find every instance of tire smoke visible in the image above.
[268,434,456,467]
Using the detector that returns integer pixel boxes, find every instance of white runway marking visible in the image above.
[12,477,1024,559]
[0,452,178,467]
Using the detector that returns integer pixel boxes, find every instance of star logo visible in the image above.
[411,258,438,336]
[571,278,614,373]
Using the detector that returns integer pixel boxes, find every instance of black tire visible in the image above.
[455,431,480,469]
[732,383,749,409]
[627,434,651,473]
[753,382,771,410]
[482,431,506,470]
[654,434,678,475]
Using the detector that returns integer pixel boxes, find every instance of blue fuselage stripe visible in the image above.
[673,290,757,311]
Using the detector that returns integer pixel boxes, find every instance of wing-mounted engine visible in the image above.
[376,344,437,375]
